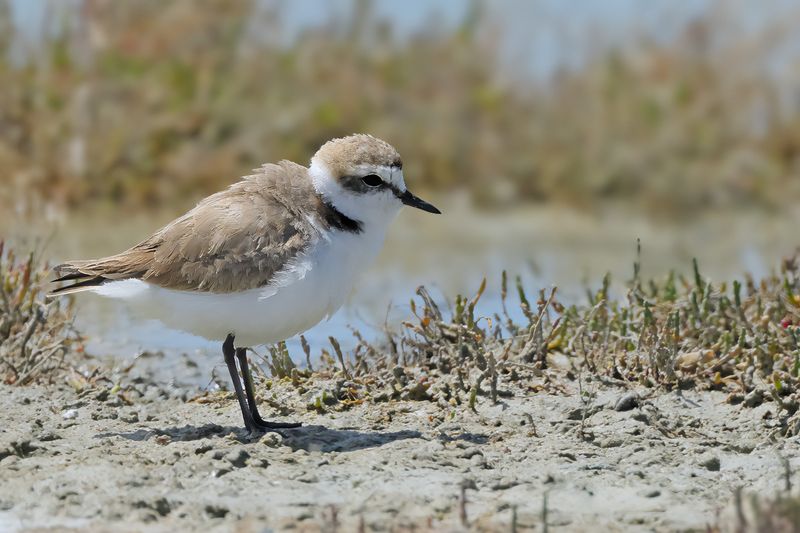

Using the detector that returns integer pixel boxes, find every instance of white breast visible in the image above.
[92,225,389,347]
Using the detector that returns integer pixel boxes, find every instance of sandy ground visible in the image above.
[0,374,796,532]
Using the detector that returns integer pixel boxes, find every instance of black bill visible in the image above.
[399,190,441,214]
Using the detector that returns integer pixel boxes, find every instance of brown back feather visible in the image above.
[51,161,337,295]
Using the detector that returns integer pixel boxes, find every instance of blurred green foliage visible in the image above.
[1,0,800,214]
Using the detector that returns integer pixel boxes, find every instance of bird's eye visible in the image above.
[361,174,383,187]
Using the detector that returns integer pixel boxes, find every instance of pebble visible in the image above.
[119,410,139,424]
[260,433,284,448]
[459,447,483,459]
[697,453,721,471]
[62,409,79,420]
[194,443,213,455]
[743,390,764,408]
[639,488,661,498]
[491,477,520,490]
[596,437,624,449]
[212,467,231,478]
[615,392,640,412]
[469,453,486,468]
[205,504,229,518]
[726,440,757,454]
[224,449,250,468]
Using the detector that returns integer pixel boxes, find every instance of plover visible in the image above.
[49,134,440,432]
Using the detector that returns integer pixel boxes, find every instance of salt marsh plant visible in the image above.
[0,242,81,385]
[298,250,800,437]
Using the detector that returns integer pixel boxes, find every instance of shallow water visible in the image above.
[4,201,800,386]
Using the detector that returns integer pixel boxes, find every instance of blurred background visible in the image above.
[2,0,800,380]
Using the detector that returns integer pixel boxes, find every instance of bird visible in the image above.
[49,134,440,433]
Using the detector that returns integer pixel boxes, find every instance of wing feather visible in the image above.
[50,162,321,295]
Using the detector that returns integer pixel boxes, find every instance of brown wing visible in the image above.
[51,162,318,295]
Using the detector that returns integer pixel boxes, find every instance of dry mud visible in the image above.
[0,376,795,532]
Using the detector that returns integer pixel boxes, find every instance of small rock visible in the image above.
[212,467,231,478]
[248,458,269,469]
[260,433,284,448]
[697,454,721,471]
[205,504,229,518]
[639,489,661,498]
[727,440,757,454]
[194,443,213,455]
[154,435,171,446]
[36,431,62,442]
[491,477,519,490]
[224,449,250,468]
[94,389,110,402]
[596,437,624,449]
[614,392,640,412]
[62,409,79,420]
[744,390,764,408]
[459,448,483,460]
[120,411,139,424]
[469,454,486,468]
[134,498,171,517]
[296,473,319,483]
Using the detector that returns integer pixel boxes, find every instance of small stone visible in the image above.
[205,504,229,518]
[470,454,486,468]
[459,448,483,459]
[134,497,171,517]
[94,389,110,402]
[697,454,720,471]
[62,409,79,420]
[614,392,640,412]
[194,443,213,455]
[727,440,757,454]
[296,473,319,483]
[743,390,764,408]
[597,437,624,449]
[491,477,519,490]
[248,458,269,469]
[36,431,61,442]
[154,435,171,446]
[212,467,232,478]
[260,433,284,448]
[225,449,250,468]
[120,411,139,424]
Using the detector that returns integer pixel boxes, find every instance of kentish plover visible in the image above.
[50,134,440,432]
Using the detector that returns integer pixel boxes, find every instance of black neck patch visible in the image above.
[322,201,363,234]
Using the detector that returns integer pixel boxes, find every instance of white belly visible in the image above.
[91,228,387,347]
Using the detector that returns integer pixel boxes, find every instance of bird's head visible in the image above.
[309,134,440,228]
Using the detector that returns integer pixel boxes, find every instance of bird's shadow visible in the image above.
[96,423,423,453]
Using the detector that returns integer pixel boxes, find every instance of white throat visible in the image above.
[308,160,403,230]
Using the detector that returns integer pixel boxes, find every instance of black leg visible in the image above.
[222,334,301,433]
[236,347,301,429]
[223,334,257,432]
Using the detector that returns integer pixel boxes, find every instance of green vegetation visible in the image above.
[255,250,800,437]
[2,1,800,214]
[0,242,81,385]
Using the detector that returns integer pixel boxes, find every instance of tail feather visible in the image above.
[48,261,111,297]
[48,275,108,296]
